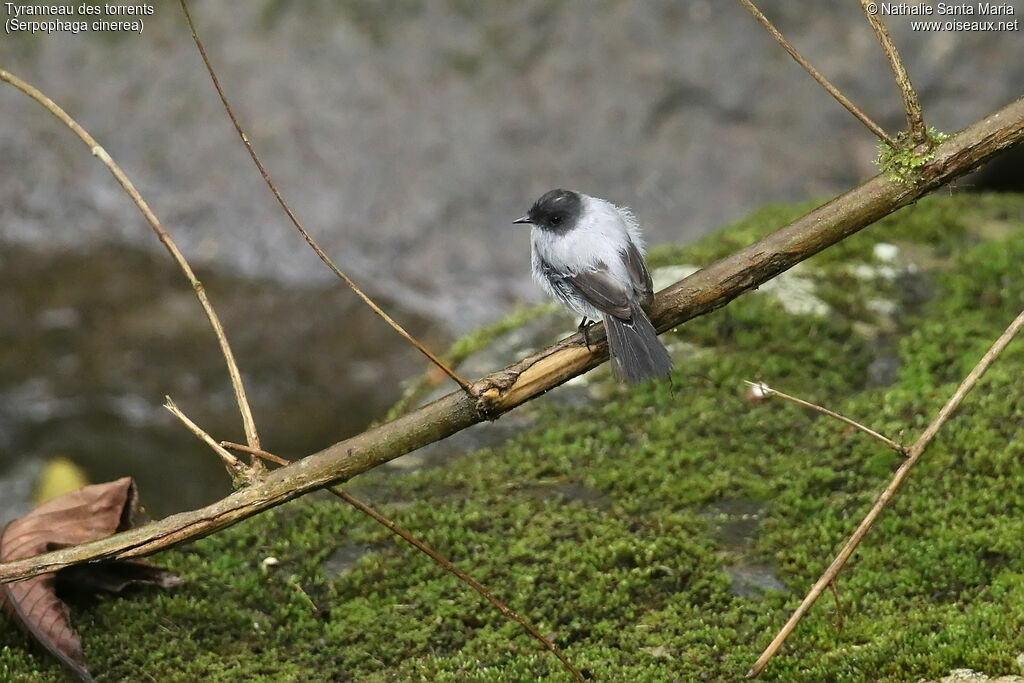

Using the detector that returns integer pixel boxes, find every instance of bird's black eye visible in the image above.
[551,215,562,224]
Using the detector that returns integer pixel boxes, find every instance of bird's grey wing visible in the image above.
[565,263,632,319]
[622,240,654,309]
[536,256,588,312]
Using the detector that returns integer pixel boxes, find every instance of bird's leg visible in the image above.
[578,317,594,351]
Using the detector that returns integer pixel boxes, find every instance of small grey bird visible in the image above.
[514,189,672,383]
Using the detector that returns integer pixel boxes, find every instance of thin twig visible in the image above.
[859,1,928,146]
[828,579,844,631]
[333,488,585,682]
[205,442,583,681]
[736,0,897,148]
[746,381,906,454]
[0,67,264,467]
[177,0,472,393]
[748,307,1024,678]
[164,398,250,483]
[221,441,291,466]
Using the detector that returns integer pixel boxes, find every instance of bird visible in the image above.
[513,189,672,383]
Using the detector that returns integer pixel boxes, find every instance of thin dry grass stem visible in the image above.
[216,443,584,681]
[736,0,897,148]
[747,307,1024,678]
[221,441,291,467]
[828,579,844,631]
[746,381,906,454]
[858,0,928,146]
[334,488,586,682]
[285,578,319,614]
[177,0,471,393]
[0,67,264,468]
[164,398,250,482]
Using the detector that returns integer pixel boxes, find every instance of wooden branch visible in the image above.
[737,0,897,147]
[1,94,1022,585]
[333,488,584,682]
[165,399,251,484]
[177,0,471,392]
[747,305,1024,677]
[0,67,265,463]
[221,441,291,467]
[859,0,928,146]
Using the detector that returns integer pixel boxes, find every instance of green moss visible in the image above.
[5,194,1024,680]
[874,128,952,184]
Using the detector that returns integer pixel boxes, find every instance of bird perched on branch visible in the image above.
[514,189,672,383]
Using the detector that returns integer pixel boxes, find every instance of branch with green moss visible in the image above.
[0,93,1021,585]
[876,128,951,183]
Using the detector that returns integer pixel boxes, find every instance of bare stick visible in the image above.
[746,381,906,454]
[1,93,1022,586]
[747,307,1024,678]
[177,0,471,393]
[737,0,897,148]
[221,441,291,467]
[207,443,583,681]
[0,67,264,465]
[333,488,584,681]
[164,398,250,483]
[859,1,928,146]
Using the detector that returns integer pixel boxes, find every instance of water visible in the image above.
[0,243,434,516]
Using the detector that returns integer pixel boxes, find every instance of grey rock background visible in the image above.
[2,1,1021,330]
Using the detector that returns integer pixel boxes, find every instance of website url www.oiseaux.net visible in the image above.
[910,18,1019,29]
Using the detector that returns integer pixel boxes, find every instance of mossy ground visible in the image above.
[4,194,1024,681]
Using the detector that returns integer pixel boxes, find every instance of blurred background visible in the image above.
[1,0,1021,517]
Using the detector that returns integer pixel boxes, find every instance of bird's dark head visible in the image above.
[513,189,582,232]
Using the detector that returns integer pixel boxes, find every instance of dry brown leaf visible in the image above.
[0,477,182,681]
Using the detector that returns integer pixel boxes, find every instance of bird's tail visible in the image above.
[604,304,673,384]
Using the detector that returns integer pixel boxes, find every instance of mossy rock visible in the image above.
[5,193,1024,681]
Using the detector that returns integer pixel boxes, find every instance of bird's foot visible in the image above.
[578,317,595,351]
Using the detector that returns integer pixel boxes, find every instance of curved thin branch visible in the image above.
[737,0,897,147]
[746,382,905,454]
[0,67,263,459]
[1,94,1022,585]
[859,0,928,145]
[333,488,584,682]
[177,0,471,392]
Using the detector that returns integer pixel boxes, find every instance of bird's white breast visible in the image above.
[530,194,644,281]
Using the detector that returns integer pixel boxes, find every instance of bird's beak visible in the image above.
[512,215,532,225]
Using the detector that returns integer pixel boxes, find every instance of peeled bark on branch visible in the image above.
[1,95,1022,586]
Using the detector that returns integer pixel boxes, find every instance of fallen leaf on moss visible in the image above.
[0,477,182,681]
